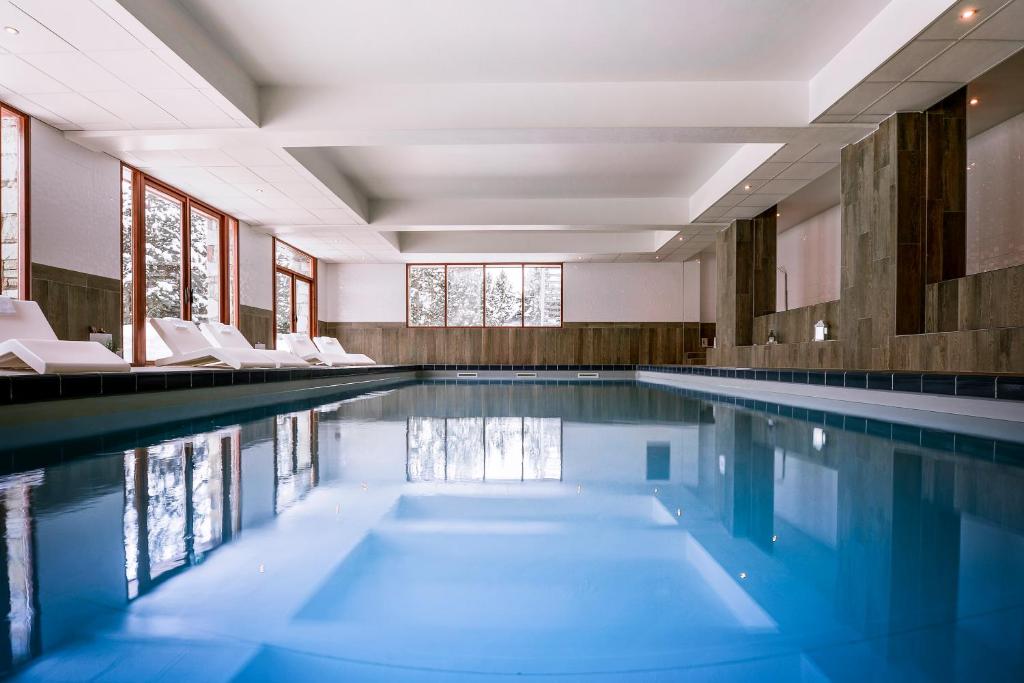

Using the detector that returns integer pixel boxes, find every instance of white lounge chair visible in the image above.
[313,336,376,365]
[282,333,376,366]
[0,297,130,374]
[149,317,277,369]
[200,322,309,368]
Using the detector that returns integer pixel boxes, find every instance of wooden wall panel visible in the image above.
[239,305,273,349]
[925,264,1024,334]
[31,263,122,351]
[925,87,967,284]
[319,322,711,365]
[752,300,840,346]
[752,209,777,318]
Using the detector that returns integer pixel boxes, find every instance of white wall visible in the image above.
[776,204,841,310]
[967,110,1024,275]
[239,223,273,309]
[563,262,685,322]
[320,261,695,323]
[699,249,717,323]
[323,263,407,322]
[682,260,700,322]
[30,120,120,278]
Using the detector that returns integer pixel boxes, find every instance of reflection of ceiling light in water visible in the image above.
[361,482,368,490]
[718,454,726,475]
[577,483,582,495]
[676,508,683,517]
[739,572,748,580]
[335,503,341,515]
[258,563,265,574]
[813,427,827,451]
[653,487,659,495]
[771,534,778,543]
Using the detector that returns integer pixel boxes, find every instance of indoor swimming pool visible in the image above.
[0,381,1022,682]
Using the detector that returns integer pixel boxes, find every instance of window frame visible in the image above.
[406,262,563,329]
[272,237,318,347]
[121,163,239,365]
[0,100,30,300]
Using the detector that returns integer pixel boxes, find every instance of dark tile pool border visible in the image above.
[0,365,419,406]
[1,363,1022,406]
[638,380,1024,466]
[636,365,1023,401]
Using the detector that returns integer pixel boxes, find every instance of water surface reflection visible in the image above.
[0,383,1020,681]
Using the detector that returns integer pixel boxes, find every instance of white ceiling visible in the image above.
[178,0,892,85]
[1,0,1021,264]
[323,143,743,200]
[0,0,252,130]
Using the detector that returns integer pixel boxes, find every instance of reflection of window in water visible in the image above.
[123,428,241,600]
[0,470,44,668]
[275,412,319,514]
[146,441,188,580]
[407,417,562,482]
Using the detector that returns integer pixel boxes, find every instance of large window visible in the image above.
[274,239,317,348]
[407,263,561,327]
[121,165,239,364]
[1,103,28,299]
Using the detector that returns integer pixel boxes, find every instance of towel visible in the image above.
[0,296,16,316]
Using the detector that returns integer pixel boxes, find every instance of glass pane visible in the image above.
[120,166,134,361]
[524,418,562,480]
[524,266,562,327]
[295,278,311,335]
[1,109,22,298]
[446,418,485,481]
[485,417,523,481]
[407,417,446,482]
[275,241,313,276]
[189,208,221,324]
[276,270,292,350]
[227,219,238,325]
[408,265,445,326]
[446,266,483,326]
[144,187,183,361]
[275,272,292,335]
[485,266,523,327]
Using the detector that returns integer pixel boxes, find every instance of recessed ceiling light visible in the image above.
[969,97,980,106]
[960,8,977,19]
[678,236,683,241]
[3,26,19,35]
[776,212,781,217]
[743,184,752,191]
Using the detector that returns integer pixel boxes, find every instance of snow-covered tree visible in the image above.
[409,265,445,326]
[485,267,522,326]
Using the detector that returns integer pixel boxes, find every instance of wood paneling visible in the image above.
[319,322,711,365]
[752,209,777,318]
[753,300,840,346]
[31,263,121,351]
[239,305,273,348]
[925,264,1024,333]
[925,87,967,284]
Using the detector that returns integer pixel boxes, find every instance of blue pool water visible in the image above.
[0,381,1022,682]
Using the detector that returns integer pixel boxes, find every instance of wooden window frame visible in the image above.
[121,163,239,365]
[406,263,563,329]
[272,237,318,348]
[1,101,30,300]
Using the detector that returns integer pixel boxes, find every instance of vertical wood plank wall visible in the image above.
[709,93,1024,374]
[320,322,714,366]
